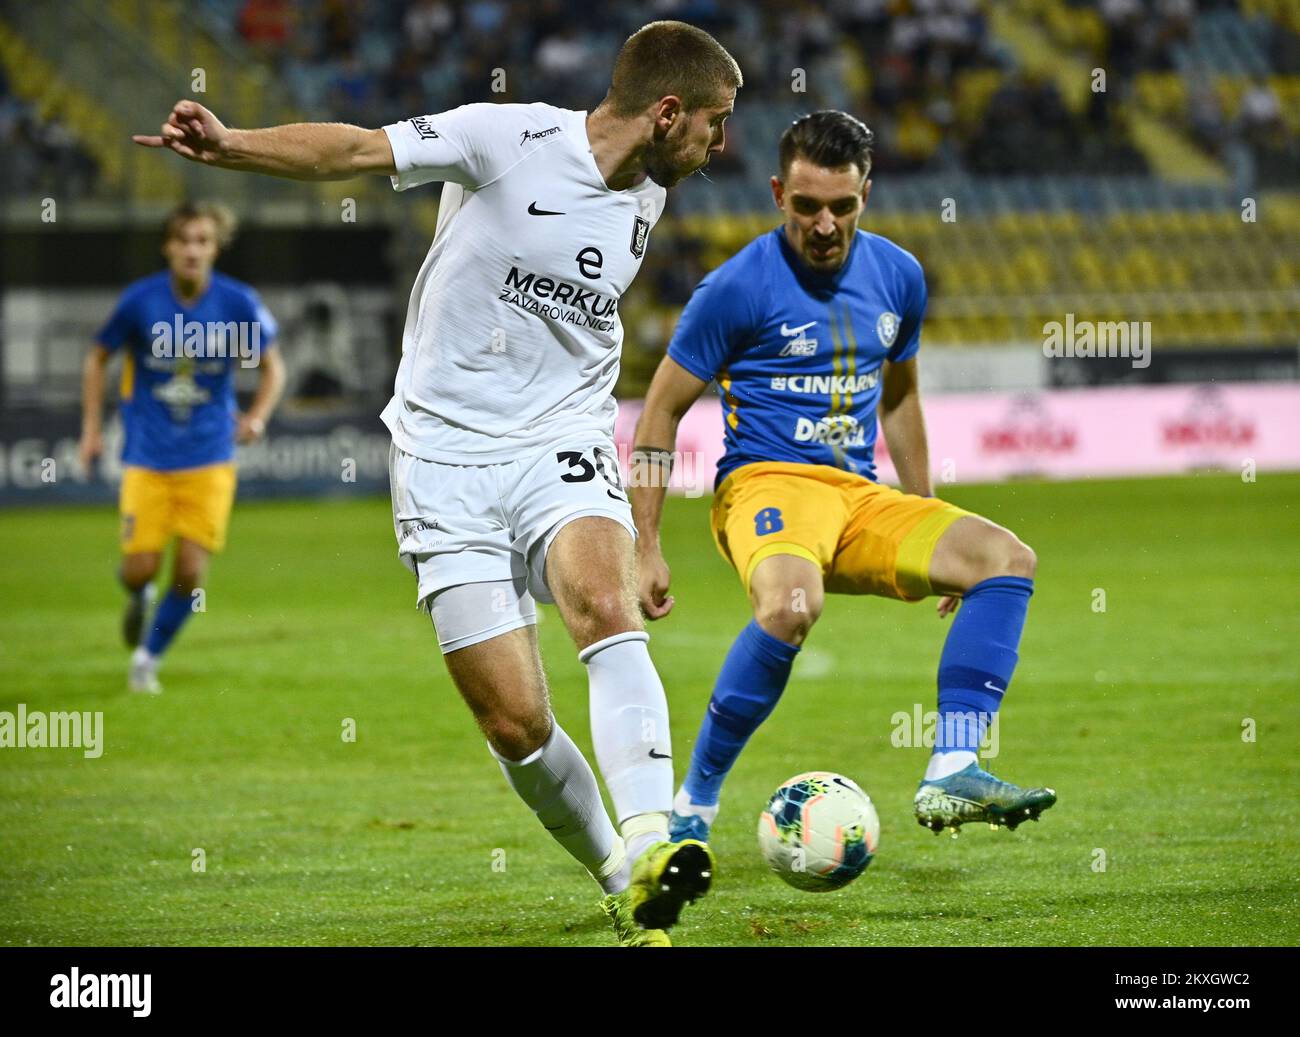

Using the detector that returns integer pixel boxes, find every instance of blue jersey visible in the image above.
[667,227,926,487]
[97,271,277,471]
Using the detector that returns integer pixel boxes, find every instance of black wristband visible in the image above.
[630,446,675,481]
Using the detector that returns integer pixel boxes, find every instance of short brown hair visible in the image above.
[604,21,742,116]
[163,201,237,249]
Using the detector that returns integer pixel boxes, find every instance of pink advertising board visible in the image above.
[613,382,1300,491]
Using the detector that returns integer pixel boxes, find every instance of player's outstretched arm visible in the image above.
[133,100,396,181]
[630,355,709,620]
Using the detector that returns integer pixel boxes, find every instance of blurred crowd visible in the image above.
[2,0,1297,198]
[232,0,1068,175]
[1191,73,1295,187]
[0,67,99,199]
[226,0,1297,182]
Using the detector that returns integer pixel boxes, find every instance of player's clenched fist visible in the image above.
[77,427,103,475]
[235,414,266,445]
[133,100,229,163]
[638,548,676,620]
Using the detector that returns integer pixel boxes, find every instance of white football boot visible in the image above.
[128,646,162,695]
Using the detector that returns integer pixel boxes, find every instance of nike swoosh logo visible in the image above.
[648,749,671,760]
[984,681,1005,693]
[780,321,817,336]
[527,202,564,216]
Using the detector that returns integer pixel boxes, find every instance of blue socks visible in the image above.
[144,589,196,657]
[934,575,1034,753]
[682,621,800,807]
[682,576,1033,805]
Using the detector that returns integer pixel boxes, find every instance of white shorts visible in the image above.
[388,434,636,609]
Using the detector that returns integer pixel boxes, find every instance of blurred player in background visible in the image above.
[133,21,740,945]
[632,111,1056,843]
[79,202,285,694]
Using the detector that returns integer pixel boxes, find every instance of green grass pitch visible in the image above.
[1,473,1297,946]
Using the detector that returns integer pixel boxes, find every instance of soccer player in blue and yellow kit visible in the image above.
[79,202,285,694]
[630,112,1056,841]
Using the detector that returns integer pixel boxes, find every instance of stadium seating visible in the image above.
[2,0,1296,363]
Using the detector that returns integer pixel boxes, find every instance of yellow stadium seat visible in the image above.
[1136,72,1186,119]
[1214,76,1247,118]
[954,69,1005,129]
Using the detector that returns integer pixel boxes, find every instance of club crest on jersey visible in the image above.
[407,116,439,140]
[629,216,649,258]
[778,320,818,357]
[876,311,900,348]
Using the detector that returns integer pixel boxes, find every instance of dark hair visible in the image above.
[604,20,742,116]
[778,110,874,179]
[163,201,236,248]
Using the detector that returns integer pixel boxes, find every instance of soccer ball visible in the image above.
[757,771,880,891]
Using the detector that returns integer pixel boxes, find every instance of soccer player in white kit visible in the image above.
[135,20,741,946]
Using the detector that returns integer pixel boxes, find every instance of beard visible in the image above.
[644,127,701,189]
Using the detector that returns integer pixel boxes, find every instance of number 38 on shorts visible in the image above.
[389,434,637,609]
[555,446,626,501]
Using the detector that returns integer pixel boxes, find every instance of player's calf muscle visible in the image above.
[443,631,551,759]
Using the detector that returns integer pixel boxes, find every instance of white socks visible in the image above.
[673,786,719,824]
[490,630,676,895]
[621,812,669,865]
[490,720,627,893]
[924,750,978,781]
[581,631,672,857]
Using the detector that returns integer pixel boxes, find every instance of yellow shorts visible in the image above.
[119,463,238,555]
[710,462,970,602]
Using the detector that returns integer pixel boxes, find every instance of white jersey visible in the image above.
[381,102,667,463]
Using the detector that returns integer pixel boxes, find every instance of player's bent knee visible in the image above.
[482,711,552,762]
[172,572,203,596]
[1006,539,1037,579]
[567,586,641,641]
[575,587,631,622]
[171,544,210,596]
[984,532,1035,580]
[753,589,822,646]
[966,529,1036,585]
[121,556,159,589]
